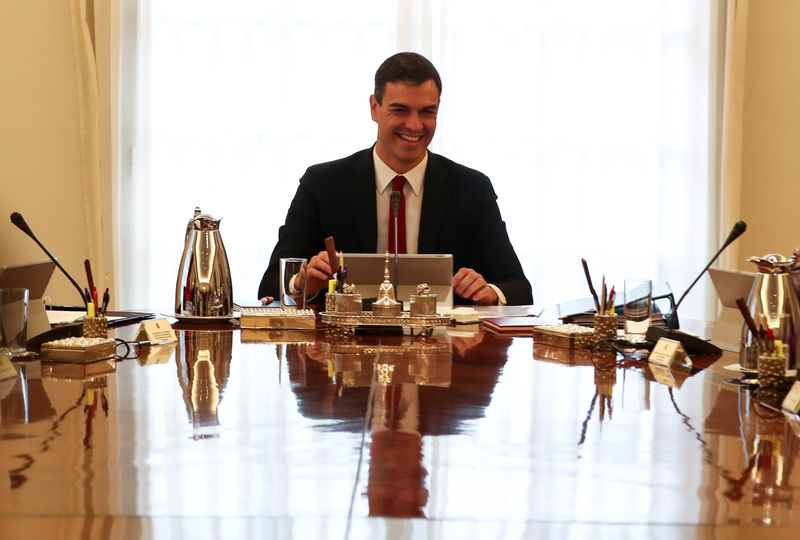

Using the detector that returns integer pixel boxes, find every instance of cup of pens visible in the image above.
[758,354,786,390]
[81,259,110,338]
[757,328,786,389]
[83,315,108,339]
[593,283,617,340]
[594,313,617,340]
[581,259,617,340]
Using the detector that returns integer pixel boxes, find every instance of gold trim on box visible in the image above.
[320,311,453,330]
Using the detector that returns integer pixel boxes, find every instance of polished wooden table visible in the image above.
[2,318,800,538]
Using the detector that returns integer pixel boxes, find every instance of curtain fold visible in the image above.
[718,0,748,271]
[68,0,118,305]
[120,1,717,319]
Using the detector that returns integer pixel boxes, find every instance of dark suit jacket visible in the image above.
[258,148,533,305]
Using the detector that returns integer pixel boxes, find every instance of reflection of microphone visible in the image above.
[664,220,747,329]
[10,212,86,304]
[390,190,401,292]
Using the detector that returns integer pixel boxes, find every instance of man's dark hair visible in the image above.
[373,52,442,104]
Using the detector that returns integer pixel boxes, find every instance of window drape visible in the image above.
[120,0,718,320]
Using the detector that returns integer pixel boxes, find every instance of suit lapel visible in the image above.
[346,149,378,251]
[418,153,450,253]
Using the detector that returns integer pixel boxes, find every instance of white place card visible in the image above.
[782,381,800,414]
[136,318,178,345]
[648,337,690,367]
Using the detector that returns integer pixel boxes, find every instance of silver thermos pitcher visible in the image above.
[740,253,800,370]
[175,207,233,317]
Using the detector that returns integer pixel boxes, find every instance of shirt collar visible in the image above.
[373,146,427,195]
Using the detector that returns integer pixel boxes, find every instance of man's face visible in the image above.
[370,80,439,174]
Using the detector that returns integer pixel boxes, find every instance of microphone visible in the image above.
[390,190,401,293]
[664,220,747,329]
[10,212,87,304]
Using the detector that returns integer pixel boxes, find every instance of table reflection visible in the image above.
[278,329,511,518]
[706,386,799,525]
[2,321,800,534]
[174,331,233,440]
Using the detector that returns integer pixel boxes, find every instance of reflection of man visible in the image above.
[258,52,532,306]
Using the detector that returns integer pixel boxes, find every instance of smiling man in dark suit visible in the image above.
[258,52,532,305]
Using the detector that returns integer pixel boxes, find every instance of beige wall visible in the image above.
[0,2,91,305]
[737,0,800,267]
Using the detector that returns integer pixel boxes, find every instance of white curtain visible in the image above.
[70,0,118,303]
[121,0,716,320]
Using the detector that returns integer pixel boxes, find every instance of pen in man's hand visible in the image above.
[324,236,339,278]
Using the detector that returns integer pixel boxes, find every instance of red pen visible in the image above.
[92,286,98,310]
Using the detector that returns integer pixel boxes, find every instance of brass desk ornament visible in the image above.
[410,283,437,316]
[372,252,401,316]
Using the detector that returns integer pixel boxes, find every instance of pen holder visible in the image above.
[757,354,786,390]
[325,292,336,313]
[593,314,617,340]
[335,293,362,314]
[82,316,108,339]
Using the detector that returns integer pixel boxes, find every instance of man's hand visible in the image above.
[296,251,336,298]
[452,267,499,305]
[451,331,485,356]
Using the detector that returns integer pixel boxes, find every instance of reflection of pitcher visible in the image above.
[741,254,800,369]
[722,398,797,526]
[175,332,233,439]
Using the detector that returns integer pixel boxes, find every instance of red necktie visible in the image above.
[388,175,407,254]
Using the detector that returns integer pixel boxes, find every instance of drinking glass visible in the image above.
[624,279,652,337]
[280,258,307,309]
[0,288,29,354]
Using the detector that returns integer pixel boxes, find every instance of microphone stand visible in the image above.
[664,234,743,329]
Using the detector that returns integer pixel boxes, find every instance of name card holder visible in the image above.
[136,318,178,345]
[782,381,800,414]
[648,337,692,368]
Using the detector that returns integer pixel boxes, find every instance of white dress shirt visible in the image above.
[374,147,426,254]
[371,147,507,304]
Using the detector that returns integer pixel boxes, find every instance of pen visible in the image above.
[324,236,338,278]
[601,275,606,315]
[84,259,95,292]
[581,258,601,312]
[101,288,110,315]
[735,297,759,341]
[608,286,615,315]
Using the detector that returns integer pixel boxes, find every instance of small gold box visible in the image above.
[40,337,116,364]
[532,324,595,348]
[239,307,316,330]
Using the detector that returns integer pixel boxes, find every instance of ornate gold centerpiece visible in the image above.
[320,252,452,335]
[371,254,401,316]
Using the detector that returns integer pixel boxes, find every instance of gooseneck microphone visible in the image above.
[664,220,747,329]
[10,211,87,304]
[390,190,402,292]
